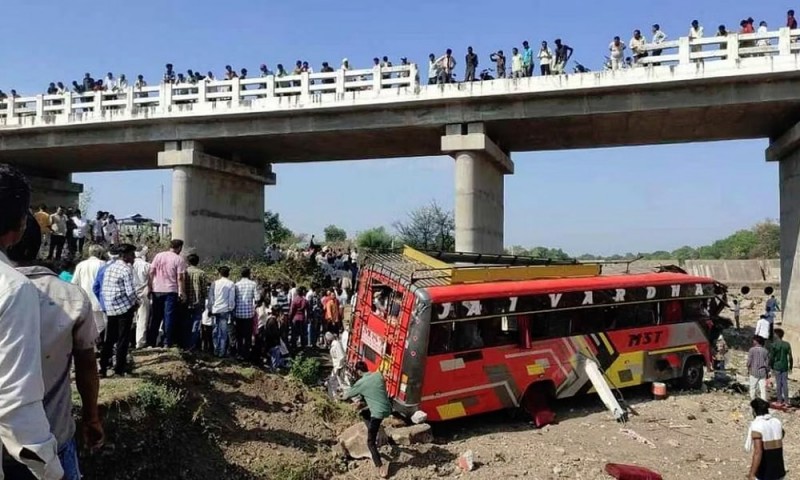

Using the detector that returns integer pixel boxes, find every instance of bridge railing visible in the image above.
[638,27,800,65]
[0,64,419,127]
[1,28,799,128]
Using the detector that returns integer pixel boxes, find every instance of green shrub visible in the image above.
[134,382,183,414]
[290,356,322,387]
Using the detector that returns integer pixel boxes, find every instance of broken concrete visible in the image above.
[386,423,433,446]
[336,422,388,460]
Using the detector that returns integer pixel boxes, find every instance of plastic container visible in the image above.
[652,382,667,400]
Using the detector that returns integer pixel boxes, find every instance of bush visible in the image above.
[134,381,183,414]
[290,355,322,387]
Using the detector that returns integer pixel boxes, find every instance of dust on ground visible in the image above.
[79,304,797,480]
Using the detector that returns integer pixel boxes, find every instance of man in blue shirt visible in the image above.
[522,41,534,76]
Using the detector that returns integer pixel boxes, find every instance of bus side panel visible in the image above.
[419,344,529,421]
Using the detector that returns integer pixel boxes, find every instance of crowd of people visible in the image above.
[0,9,796,103]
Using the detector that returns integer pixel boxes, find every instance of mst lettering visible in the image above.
[627,330,664,348]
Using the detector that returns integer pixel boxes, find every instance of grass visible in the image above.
[133,381,183,414]
[289,355,322,387]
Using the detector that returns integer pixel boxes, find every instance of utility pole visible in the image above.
[159,184,164,238]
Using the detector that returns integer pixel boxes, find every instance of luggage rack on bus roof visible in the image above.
[363,247,603,286]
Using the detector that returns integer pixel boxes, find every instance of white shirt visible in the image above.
[208,277,236,314]
[0,251,63,480]
[330,339,345,370]
[757,25,769,46]
[630,36,646,54]
[105,76,115,90]
[428,60,438,79]
[609,41,626,58]
[689,26,704,39]
[754,318,771,340]
[132,257,151,296]
[652,30,667,44]
[72,256,105,312]
[538,48,553,65]
[72,216,87,238]
[288,287,297,304]
[511,53,523,73]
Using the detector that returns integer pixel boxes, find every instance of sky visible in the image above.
[1,0,780,256]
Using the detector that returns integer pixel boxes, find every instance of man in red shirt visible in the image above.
[288,286,308,352]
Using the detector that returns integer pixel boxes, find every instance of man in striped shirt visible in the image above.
[747,336,770,401]
[233,268,258,360]
[100,244,138,377]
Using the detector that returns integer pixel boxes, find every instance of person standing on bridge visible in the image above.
[538,42,553,75]
[511,47,523,78]
[608,36,626,70]
[522,41,534,77]
[490,50,506,78]
[437,49,456,83]
[630,30,647,64]
[689,20,704,58]
[147,239,187,348]
[788,9,798,29]
[464,46,478,82]
[651,24,668,57]
[427,53,439,84]
[553,39,573,74]
[163,64,176,84]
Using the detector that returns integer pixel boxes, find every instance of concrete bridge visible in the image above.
[4,28,800,339]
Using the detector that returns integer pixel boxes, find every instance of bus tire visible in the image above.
[521,382,556,428]
[680,357,705,390]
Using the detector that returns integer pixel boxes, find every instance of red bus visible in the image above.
[346,248,727,422]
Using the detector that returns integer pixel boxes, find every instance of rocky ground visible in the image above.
[79,301,797,480]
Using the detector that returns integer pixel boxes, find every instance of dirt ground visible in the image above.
[80,302,797,480]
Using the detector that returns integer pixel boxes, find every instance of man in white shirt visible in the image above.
[754,314,771,341]
[609,36,626,70]
[630,30,648,64]
[325,332,348,389]
[689,20,704,56]
[511,47,523,78]
[132,249,151,349]
[538,41,553,75]
[0,164,64,480]
[72,244,108,337]
[207,266,236,357]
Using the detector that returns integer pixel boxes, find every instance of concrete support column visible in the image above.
[766,125,800,368]
[442,123,514,254]
[158,141,276,258]
[26,173,83,210]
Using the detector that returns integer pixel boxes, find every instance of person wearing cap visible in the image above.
[4,214,103,480]
[100,243,138,377]
[342,362,392,478]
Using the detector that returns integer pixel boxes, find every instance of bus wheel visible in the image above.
[680,358,705,390]
[521,384,556,428]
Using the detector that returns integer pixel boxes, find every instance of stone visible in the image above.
[336,422,388,460]
[388,423,433,446]
[457,450,475,472]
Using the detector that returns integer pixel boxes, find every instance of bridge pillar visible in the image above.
[766,124,800,368]
[442,123,513,254]
[158,141,276,258]
[25,173,83,211]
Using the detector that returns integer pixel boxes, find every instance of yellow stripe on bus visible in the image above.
[648,346,698,355]
[597,333,615,354]
[437,402,467,420]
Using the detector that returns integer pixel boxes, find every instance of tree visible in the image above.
[323,224,347,243]
[264,211,292,246]
[78,188,94,215]
[750,220,780,258]
[356,227,395,253]
[394,201,455,252]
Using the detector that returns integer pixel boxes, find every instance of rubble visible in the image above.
[336,422,388,460]
[456,450,475,472]
[387,423,433,446]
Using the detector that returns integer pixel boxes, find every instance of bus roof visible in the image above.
[424,272,716,303]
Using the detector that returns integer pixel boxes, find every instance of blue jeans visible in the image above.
[190,307,203,350]
[775,370,790,403]
[213,313,231,357]
[149,292,178,347]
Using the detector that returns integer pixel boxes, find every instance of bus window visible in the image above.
[529,312,570,340]
[661,300,682,324]
[428,315,519,355]
[369,280,404,322]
